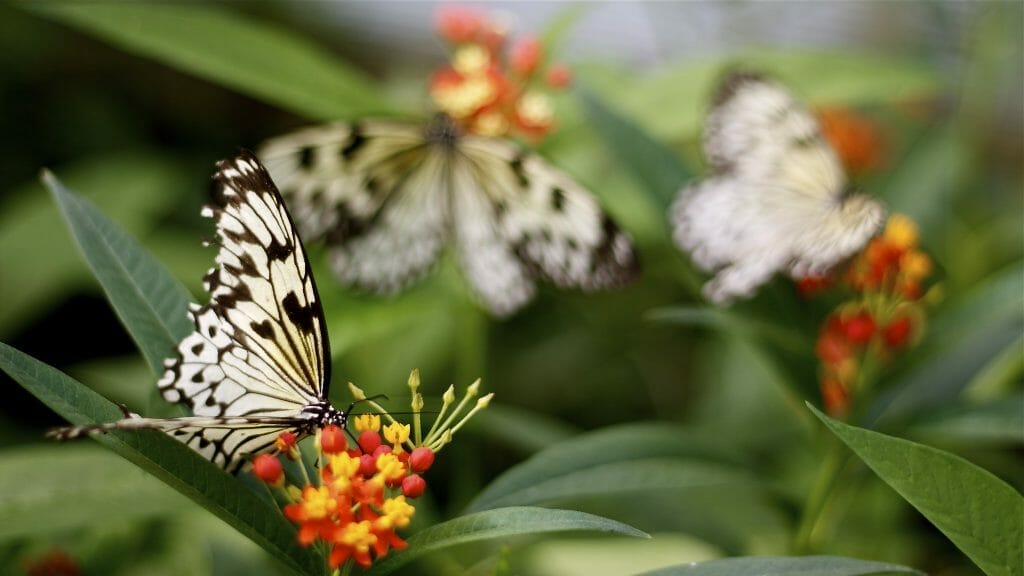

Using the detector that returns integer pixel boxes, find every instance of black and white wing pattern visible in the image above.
[50,151,345,473]
[257,115,639,317]
[671,71,885,304]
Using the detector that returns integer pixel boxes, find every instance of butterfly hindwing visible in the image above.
[454,137,638,314]
[672,71,885,304]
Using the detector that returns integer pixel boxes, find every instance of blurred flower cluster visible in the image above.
[253,371,492,572]
[431,5,572,139]
[816,106,887,175]
[809,214,935,416]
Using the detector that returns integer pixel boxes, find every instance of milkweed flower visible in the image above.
[251,371,492,571]
[816,106,888,174]
[804,213,937,417]
[429,5,572,140]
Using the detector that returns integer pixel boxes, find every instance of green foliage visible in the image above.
[639,556,924,576]
[813,406,1024,576]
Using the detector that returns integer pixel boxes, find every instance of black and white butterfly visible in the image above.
[257,114,639,317]
[671,71,886,304]
[50,151,344,473]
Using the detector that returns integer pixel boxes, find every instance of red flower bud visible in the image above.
[545,64,572,89]
[843,312,876,344]
[883,316,913,348]
[373,445,392,457]
[816,330,850,365]
[358,430,381,454]
[510,36,542,75]
[402,474,427,498]
[821,377,850,417]
[359,453,377,477]
[252,453,283,485]
[409,447,435,473]
[436,6,482,43]
[320,424,347,454]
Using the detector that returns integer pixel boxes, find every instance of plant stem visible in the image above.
[793,436,846,553]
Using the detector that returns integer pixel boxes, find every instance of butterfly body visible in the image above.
[259,114,638,316]
[672,71,885,304]
[51,152,343,473]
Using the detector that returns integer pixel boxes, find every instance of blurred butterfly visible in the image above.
[671,71,886,304]
[51,152,346,473]
[257,114,639,317]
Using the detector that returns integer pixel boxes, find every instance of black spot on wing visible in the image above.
[265,239,294,262]
[551,187,565,212]
[509,153,530,189]
[341,124,365,160]
[282,292,315,334]
[299,146,315,168]
[251,320,274,339]
[713,70,765,106]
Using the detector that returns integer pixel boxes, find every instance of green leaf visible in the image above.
[364,506,647,575]
[26,2,390,120]
[578,87,692,209]
[0,342,322,576]
[42,169,194,375]
[0,154,186,338]
[639,555,923,576]
[908,393,1024,446]
[466,423,746,513]
[0,444,190,539]
[647,306,808,355]
[810,404,1024,576]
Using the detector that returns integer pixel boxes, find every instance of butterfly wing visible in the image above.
[672,71,884,304]
[258,122,448,294]
[452,136,639,316]
[158,151,331,417]
[51,416,304,473]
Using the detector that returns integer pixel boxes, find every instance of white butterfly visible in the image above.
[50,152,345,473]
[671,71,886,304]
[257,114,639,317]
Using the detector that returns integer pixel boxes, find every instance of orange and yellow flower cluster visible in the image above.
[252,371,492,571]
[808,215,935,416]
[431,6,571,139]
[816,106,887,175]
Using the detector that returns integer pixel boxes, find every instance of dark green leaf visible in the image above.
[578,87,692,209]
[466,423,746,513]
[0,444,190,539]
[27,2,390,120]
[811,404,1024,576]
[639,555,924,576]
[365,506,647,575]
[42,169,193,375]
[0,343,322,576]
[0,154,186,338]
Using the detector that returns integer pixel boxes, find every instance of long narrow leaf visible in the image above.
[639,555,923,576]
[811,404,1024,576]
[0,343,322,576]
[42,170,193,375]
[27,2,390,120]
[467,423,745,513]
[365,506,647,575]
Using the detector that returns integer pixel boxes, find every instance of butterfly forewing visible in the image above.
[672,71,885,304]
[258,115,639,316]
[259,122,449,294]
[52,152,339,473]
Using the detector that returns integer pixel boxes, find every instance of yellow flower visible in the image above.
[383,422,411,448]
[336,520,377,552]
[473,111,509,136]
[901,251,932,281]
[884,214,918,249]
[375,452,407,484]
[378,496,416,530]
[299,486,337,520]
[354,414,380,433]
[453,44,490,75]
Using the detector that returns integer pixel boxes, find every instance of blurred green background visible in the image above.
[0,2,1020,575]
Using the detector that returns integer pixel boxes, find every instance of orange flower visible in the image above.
[817,107,886,174]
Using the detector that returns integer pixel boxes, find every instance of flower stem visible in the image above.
[793,436,846,553]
